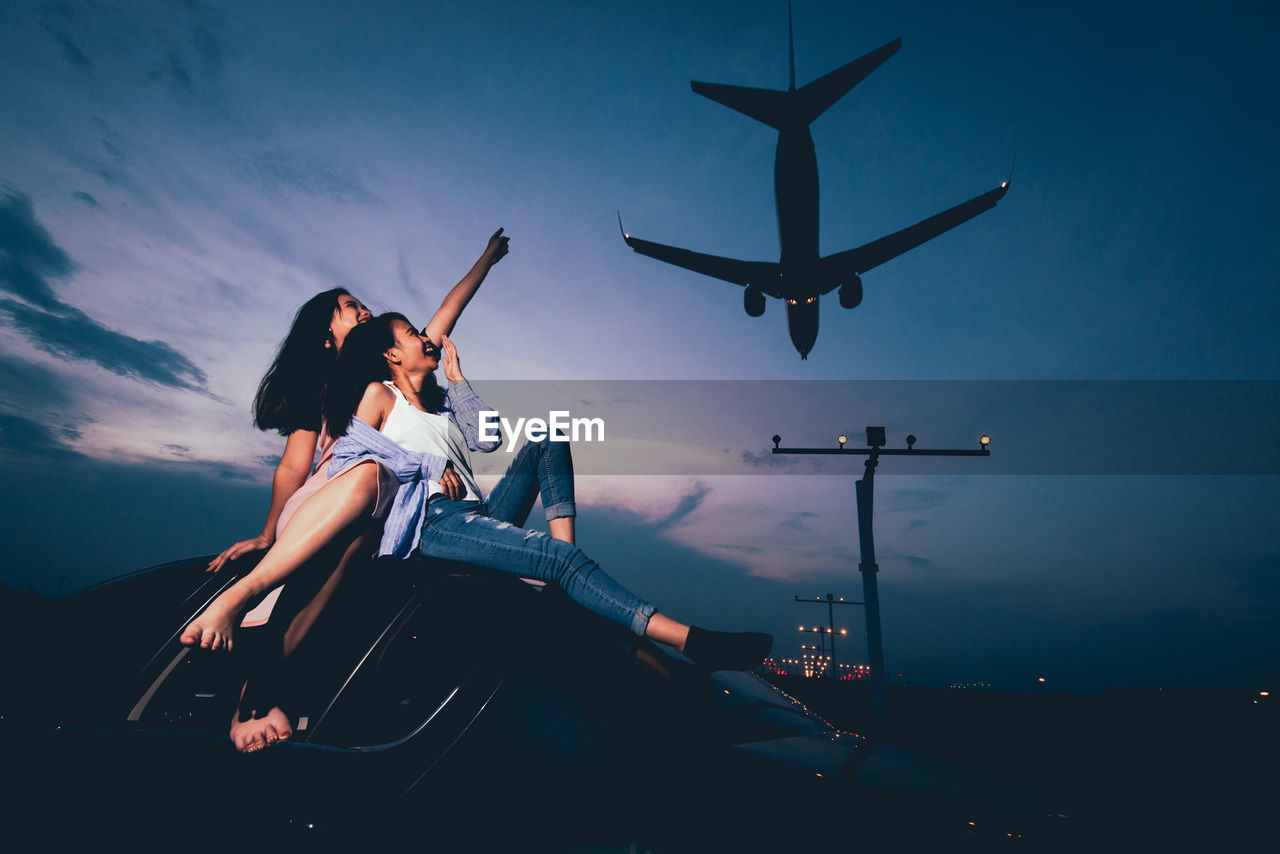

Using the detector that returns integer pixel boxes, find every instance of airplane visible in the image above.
[620,10,1011,359]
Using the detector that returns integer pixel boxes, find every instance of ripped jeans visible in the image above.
[484,433,577,525]
[417,437,655,636]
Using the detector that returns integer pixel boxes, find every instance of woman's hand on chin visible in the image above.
[440,334,466,386]
[207,534,273,572]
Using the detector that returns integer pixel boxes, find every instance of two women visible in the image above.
[203,229,509,752]
[184,312,772,699]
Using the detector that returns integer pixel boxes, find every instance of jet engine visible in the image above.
[838,275,863,309]
[744,286,766,317]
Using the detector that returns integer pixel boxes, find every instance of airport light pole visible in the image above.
[771,428,991,715]
[795,594,858,678]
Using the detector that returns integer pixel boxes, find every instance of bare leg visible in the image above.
[227,529,372,753]
[547,516,574,545]
[645,613,690,651]
[282,530,368,655]
[181,462,380,652]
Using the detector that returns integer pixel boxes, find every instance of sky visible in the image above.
[1,0,1277,693]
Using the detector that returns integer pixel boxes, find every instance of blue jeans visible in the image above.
[484,434,576,525]
[418,438,655,636]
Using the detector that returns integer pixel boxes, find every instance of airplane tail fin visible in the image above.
[787,1,796,92]
[691,37,901,130]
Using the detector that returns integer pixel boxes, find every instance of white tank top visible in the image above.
[379,381,481,502]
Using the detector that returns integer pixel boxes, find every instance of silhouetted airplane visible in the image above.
[621,13,1010,358]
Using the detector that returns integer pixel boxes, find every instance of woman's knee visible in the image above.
[539,433,572,468]
[551,542,594,582]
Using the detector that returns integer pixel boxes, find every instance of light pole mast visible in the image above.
[855,448,886,710]
[772,428,991,716]
[795,593,859,678]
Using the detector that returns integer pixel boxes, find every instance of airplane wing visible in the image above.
[621,228,783,296]
[820,181,1010,278]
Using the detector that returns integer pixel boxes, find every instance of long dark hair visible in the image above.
[253,288,348,434]
[322,312,446,438]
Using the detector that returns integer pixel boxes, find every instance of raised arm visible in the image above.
[421,228,509,344]
[207,429,319,572]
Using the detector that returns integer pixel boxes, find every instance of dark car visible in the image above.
[2,555,1053,851]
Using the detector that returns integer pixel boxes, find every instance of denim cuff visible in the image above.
[629,603,656,637]
[543,500,577,521]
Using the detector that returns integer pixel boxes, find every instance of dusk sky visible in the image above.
[2,0,1277,693]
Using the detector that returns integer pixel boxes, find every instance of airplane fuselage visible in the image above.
[775,125,820,273]
[775,124,822,357]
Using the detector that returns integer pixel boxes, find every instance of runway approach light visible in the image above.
[980,434,991,448]
[838,434,847,448]
[866,426,886,447]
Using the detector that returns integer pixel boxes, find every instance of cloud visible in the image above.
[163,443,195,459]
[879,488,949,513]
[0,351,75,411]
[652,483,712,531]
[148,50,193,91]
[0,189,75,311]
[51,33,94,72]
[0,190,209,392]
[906,519,929,531]
[0,299,208,392]
[779,510,819,532]
[711,543,763,555]
[0,413,83,460]
[72,191,101,208]
[740,449,798,469]
[243,151,379,204]
[190,26,223,75]
[397,248,414,294]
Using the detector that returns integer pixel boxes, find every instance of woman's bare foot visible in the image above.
[230,706,292,754]
[179,593,244,651]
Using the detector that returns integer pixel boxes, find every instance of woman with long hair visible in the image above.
[182,313,772,676]
[208,230,510,572]
[205,230,511,753]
